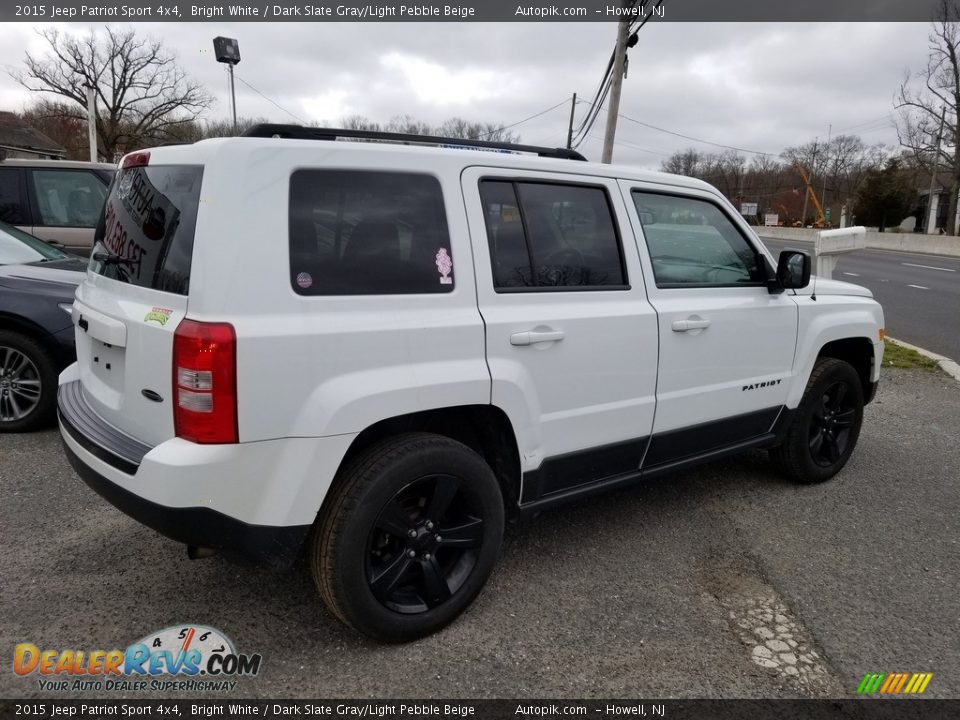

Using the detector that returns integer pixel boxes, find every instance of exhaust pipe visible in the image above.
[187,545,218,560]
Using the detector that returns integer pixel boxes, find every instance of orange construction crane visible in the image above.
[793,162,828,228]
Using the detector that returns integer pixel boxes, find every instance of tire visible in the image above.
[310,432,505,642]
[0,330,59,433]
[771,357,864,484]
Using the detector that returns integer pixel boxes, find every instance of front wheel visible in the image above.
[0,331,58,433]
[310,433,505,642]
[771,357,864,483]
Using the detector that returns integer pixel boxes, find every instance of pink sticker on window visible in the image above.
[436,248,453,285]
[296,271,313,289]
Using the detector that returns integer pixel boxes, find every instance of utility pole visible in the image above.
[566,92,578,149]
[927,106,946,234]
[601,16,631,164]
[83,84,97,162]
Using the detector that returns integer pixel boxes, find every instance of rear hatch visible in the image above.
[72,156,203,446]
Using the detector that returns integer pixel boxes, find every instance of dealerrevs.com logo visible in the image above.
[13,625,261,692]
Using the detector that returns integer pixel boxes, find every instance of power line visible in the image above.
[233,73,308,124]
[572,75,613,148]
[477,98,571,139]
[833,113,895,134]
[586,133,673,157]
[613,109,775,156]
[571,53,615,139]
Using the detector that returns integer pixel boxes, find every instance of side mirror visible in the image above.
[776,250,811,289]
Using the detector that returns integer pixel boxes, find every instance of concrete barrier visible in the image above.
[755,226,960,258]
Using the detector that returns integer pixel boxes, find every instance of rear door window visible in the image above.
[479,180,627,290]
[92,165,203,295]
[289,170,453,295]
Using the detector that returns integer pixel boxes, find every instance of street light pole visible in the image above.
[213,37,241,134]
[227,63,237,134]
[83,84,97,162]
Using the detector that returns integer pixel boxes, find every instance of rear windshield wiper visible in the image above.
[92,251,137,267]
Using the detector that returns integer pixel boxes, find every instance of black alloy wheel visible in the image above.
[770,357,864,484]
[808,381,858,467]
[367,473,485,614]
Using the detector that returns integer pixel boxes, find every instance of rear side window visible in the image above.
[479,180,627,290]
[93,165,203,295]
[289,170,453,295]
[30,169,108,228]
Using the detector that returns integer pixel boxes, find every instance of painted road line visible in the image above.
[843,272,860,277]
[907,284,930,290]
[902,262,956,272]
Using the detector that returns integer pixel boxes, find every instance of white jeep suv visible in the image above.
[57,126,884,642]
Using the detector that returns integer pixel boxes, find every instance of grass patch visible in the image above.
[883,341,942,371]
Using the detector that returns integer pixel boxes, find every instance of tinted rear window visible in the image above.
[92,165,203,295]
[289,170,453,295]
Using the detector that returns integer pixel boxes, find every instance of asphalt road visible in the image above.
[2,368,958,700]
[760,237,960,362]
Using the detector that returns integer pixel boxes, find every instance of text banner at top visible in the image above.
[0,0,947,22]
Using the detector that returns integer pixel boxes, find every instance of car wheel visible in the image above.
[0,331,58,433]
[310,432,504,642]
[771,357,864,484]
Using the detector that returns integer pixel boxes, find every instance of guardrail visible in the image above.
[756,226,960,258]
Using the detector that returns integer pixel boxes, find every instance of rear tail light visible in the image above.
[173,319,237,444]
[121,151,150,169]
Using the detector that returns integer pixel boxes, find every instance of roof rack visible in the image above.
[241,124,587,161]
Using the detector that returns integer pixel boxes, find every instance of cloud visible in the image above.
[0,21,934,167]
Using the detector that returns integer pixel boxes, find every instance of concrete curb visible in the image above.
[886,336,960,383]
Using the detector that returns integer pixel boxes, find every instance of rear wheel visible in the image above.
[310,433,504,642]
[771,357,864,483]
[0,331,58,433]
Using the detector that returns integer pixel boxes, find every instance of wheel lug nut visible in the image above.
[407,550,416,558]
[435,535,442,542]
[424,553,431,561]
[425,521,433,530]
[408,529,417,538]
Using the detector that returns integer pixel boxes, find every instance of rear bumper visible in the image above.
[61,438,309,566]
[56,374,356,566]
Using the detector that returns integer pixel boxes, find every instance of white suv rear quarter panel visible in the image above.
[185,144,489,441]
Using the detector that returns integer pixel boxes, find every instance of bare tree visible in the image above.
[337,114,520,142]
[19,99,88,160]
[896,0,960,234]
[201,117,270,138]
[13,27,213,160]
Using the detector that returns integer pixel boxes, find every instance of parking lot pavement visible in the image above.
[2,368,958,700]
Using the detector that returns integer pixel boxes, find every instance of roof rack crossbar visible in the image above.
[240,124,587,161]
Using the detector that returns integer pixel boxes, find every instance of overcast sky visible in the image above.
[0,21,936,168]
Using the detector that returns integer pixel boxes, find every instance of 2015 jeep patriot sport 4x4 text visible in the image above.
[57,126,884,642]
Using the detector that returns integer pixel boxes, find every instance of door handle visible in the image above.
[510,330,565,346]
[671,318,711,332]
